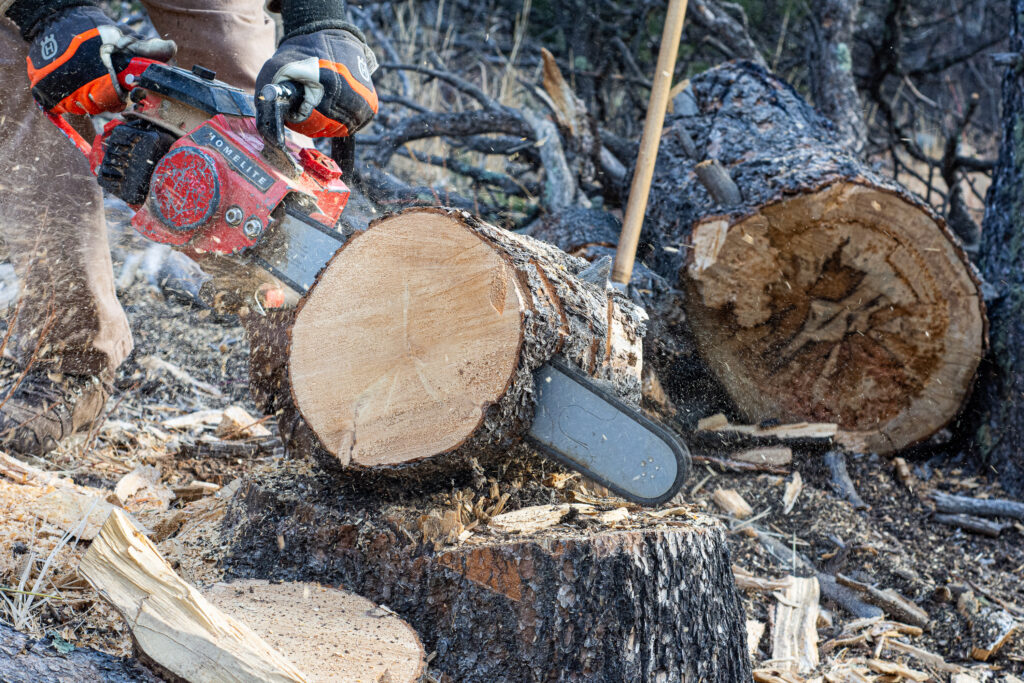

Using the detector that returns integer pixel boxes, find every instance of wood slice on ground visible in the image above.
[215,468,752,682]
[204,580,425,682]
[644,61,986,454]
[286,207,646,470]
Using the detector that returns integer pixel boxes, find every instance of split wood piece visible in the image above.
[752,670,804,683]
[883,639,968,674]
[219,473,752,681]
[758,534,882,620]
[288,207,646,469]
[692,454,790,475]
[824,451,868,510]
[0,621,160,683]
[713,487,754,518]
[79,509,308,682]
[771,576,820,674]
[835,574,930,628]
[646,61,986,454]
[932,491,1024,521]
[697,414,838,440]
[934,512,1007,537]
[204,580,425,682]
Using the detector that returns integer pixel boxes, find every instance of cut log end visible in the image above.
[289,210,524,467]
[684,182,984,453]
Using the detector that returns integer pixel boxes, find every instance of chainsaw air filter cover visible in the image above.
[149,147,221,231]
[97,121,175,206]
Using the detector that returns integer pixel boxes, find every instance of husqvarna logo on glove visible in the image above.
[40,34,58,61]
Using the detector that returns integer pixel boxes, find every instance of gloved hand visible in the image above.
[255,27,378,138]
[26,6,176,116]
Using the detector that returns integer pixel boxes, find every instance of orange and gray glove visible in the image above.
[16,4,176,115]
[255,25,378,138]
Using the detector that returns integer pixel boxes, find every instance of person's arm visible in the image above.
[257,0,377,138]
[3,0,175,116]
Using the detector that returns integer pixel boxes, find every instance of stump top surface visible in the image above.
[289,210,524,467]
[684,183,984,453]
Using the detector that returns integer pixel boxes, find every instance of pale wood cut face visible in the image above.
[289,211,524,466]
[205,580,424,683]
[685,184,984,453]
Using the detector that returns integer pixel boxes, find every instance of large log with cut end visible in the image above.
[645,61,986,454]
[286,207,646,469]
[217,469,752,682]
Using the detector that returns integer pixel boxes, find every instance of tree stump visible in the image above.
[217,469,752,682]
[645,61,986,454]
[285,207,647,470]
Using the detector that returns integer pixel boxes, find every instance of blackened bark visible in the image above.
[974,0,1024,497]
[807,0,868,153]
[0,624,159,682]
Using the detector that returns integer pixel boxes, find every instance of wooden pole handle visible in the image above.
[611,0,690,285]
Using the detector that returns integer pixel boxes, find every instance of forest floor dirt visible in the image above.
[0,205,1021,682]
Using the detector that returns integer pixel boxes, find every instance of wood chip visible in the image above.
[216,406,272,439]
[969,607,1021,661]
[782,472,803,515]
[114,465,173,513]
[161,409,224,430]
[139,355,223,397]
[735,447,793,466]
[712,488,754,519]
[884,639,967,674]
[697,414,837,439]
[771,576,820,674]
[733,565,791,592]
[488,504,593,534]
[866,658,928,681]
[747,619,766,659]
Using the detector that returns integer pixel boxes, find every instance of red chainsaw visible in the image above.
[48,59,349,310]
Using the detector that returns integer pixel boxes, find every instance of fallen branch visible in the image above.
[933,513,1007,537]
[835,573,930,628]
[823,451,868,510]
[931,491,1024,521]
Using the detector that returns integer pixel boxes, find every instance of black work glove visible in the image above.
[25,5,176,115]
[255,27,378,138]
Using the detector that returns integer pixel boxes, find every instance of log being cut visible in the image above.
[282,207,686,500]
[644,61,986,454]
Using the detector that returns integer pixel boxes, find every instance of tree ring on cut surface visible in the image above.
[289,210,524,467]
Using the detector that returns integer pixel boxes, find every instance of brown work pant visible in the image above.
[0,1,275,380]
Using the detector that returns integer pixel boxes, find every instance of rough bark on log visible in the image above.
[217,469,752,682]
[645,61,986,454]
[974,0,1024,497]
[528,210,734,425]
[0,623,159,682]
[286,207,646,470]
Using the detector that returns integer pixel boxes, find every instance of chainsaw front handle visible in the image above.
[256,80,303,151]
